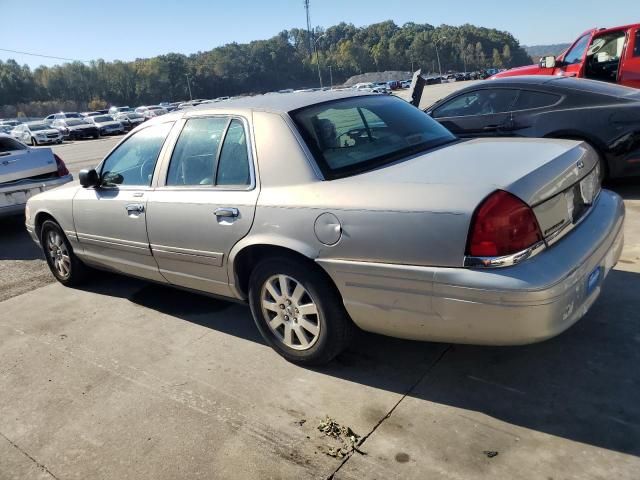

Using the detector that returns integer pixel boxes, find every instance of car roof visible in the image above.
[457,75,640,98]
[188,90,373,115]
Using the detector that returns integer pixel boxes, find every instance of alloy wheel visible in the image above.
[46,229,71,279]
[260,274,321,350]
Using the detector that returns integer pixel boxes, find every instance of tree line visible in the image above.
[0,21,532,117]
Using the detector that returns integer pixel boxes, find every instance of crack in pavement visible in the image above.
[325,344,452,480]
[0,431,61,480]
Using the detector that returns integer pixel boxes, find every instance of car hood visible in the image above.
[33,129,61,135]
[491,64,545,78]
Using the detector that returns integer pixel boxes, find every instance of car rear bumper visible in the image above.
[0,174,73,218]
[317,190,625,345]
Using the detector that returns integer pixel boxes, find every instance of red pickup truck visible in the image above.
[492,24,640,88]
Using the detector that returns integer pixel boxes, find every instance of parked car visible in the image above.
[44,112,83,124]
[25,92,623,365]
[423,76,640,179]
[493,23,640,88]
[0,134,72,217]
[112,111,146,131]
[135,105,168,119]
[108,106,133,116]
[0,120,22,128]
[11,122,63,145]
[85,115,125,135]
[51,118,99,140]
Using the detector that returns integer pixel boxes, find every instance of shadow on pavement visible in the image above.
[74,266,640,458]
[0,215,43,260]
[606,178,640,200]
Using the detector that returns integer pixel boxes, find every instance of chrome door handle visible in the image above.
[214,207,239,218]
[126,203,145,214]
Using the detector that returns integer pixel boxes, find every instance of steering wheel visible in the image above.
[140,158,155,183]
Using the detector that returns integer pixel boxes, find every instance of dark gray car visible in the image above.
[424,76,640,179]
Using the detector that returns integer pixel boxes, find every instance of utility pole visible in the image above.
[411,60,414,73]
[314,34,325,89]
[304,0,312,53]
[184,74,193,100]
[328,65,333,89]
[434,36,446,78]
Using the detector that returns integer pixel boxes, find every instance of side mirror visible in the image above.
[540,55,557,69]
[79,168,100,188]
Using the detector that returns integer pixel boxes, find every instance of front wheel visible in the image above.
[41,220,88,286]
[248,257,353,365]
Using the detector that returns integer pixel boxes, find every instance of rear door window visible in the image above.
[167,117,228,186]
[513,90,561,110]
[433,89,519,118]
[216,119,251,186]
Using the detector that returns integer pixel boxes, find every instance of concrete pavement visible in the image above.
[1,184,639,479]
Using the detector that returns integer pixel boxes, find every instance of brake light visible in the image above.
[467,190,542,257]
[54,153,69,177]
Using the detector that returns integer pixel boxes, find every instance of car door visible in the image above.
[506,89,563,135]
[555,30,595,78]
[429,88,519,137]
[146,115,258,296]
[72,121,175,281]
[619,27,640,88]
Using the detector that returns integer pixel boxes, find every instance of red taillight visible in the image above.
[54,153,69,177]
[467,190,542,257]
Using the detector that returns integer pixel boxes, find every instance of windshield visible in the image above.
[118,107,132,112]
[28,123,49,131]
[291,95,456,179]
[66,119,88,126]
[94,116,113,122]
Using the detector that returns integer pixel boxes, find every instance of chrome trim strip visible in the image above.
[150,244,224,267]
[463,241,546,268]
[76,233,151,254]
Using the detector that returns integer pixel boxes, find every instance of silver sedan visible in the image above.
[24,92,624,365]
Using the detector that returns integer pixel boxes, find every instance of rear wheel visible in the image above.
[248,256,353,365]
[41,220,88,286]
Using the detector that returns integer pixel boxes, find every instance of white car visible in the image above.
[11,122,63,146]
[135,106,168,120]
[0,134,72,217]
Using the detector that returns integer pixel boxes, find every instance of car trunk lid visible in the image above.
[0,146,57,185]
[340,137,600,243]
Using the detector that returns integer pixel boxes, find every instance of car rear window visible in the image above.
[290,95,455,179]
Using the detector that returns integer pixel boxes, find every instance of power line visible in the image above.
[0,48,91,63]
[0,46,225,71]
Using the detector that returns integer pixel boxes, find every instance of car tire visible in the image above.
[40,220,88,286]
[248,256,354,365]
[31,137,37,146]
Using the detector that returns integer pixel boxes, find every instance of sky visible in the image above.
[0,0,636,68]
